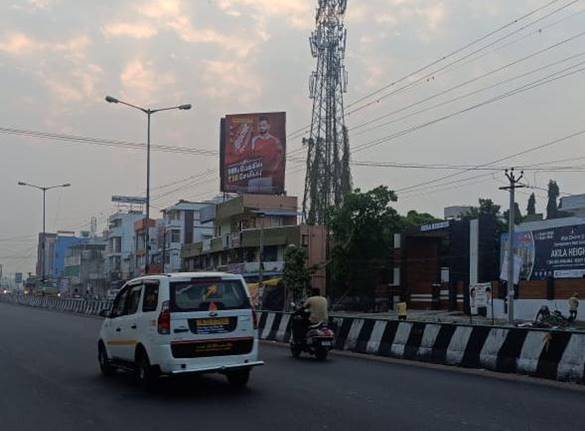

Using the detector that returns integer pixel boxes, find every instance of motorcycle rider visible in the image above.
[303,287,329,326]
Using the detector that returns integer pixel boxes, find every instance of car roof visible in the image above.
[129,272,243,284]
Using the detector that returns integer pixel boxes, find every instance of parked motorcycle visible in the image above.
[289,304,335,361]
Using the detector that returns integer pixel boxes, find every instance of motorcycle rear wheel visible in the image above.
[290,344,302,359]
[315,348,328,361]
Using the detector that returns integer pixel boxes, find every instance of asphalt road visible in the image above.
[1,303,585,431]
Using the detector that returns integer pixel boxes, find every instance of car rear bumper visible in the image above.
[167,360,264,375]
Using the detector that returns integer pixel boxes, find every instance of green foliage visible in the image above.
[527,193,536,216]
[282,245,311,303]
[402,210,440,227]
[463,198,501,219]
[503,202,523,226]
[547,180,560,219]
[328,186,403,299]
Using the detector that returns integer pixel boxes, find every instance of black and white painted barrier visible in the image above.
[3,295,584,384]
[258,312,585,384]
[0,294,112,316]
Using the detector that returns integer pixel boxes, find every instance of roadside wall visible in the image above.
[258,311,585,384]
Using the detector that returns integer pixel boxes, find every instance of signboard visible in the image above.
[111,195,147,205]
[502,223,585,280]
[15,272,22,284]
[420,221,450,232]
[469,282,492,315]
[220,112,286,194]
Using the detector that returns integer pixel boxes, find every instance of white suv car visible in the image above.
[97,272,263,388]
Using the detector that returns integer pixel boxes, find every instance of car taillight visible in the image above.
[158,300,171,334]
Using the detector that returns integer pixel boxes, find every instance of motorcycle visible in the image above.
[289,304,335,361]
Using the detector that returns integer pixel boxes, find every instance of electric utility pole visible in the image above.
[499,168,525,325]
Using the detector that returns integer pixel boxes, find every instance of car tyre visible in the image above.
[98,342,115,377]
[136,351,158,391]
[226,369,250,388]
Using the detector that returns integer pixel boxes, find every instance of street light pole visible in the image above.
[18,181,71,284]
[105,96,191,275]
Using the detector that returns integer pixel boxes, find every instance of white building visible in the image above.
[159,200,215,272]
[105,210,144,285]
[444,206,473,220]
[559,194,585,218]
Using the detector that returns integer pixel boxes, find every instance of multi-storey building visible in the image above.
[158,200,215,273]
[181,194,327,292]
[104,210,144,286]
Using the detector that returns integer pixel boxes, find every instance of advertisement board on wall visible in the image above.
[220,112,286,195]
[469,282,492,315]
[502,223,585,280]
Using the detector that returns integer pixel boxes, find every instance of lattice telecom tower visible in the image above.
[303,0,352,225]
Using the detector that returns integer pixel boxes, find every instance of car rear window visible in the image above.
[170,279,251,312]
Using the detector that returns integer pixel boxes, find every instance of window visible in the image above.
[110,286,130,318]
[142,283,159,312]
[171,230,181,243]
[301,234,309,247]
[170,279,250,312]
[127,285,143,315]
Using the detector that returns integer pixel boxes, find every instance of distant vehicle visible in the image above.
[97,272,263,389]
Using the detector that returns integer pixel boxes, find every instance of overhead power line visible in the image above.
[345,0,581,118]
[349,31,585,134]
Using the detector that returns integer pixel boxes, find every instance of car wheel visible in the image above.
[136,351,158,391]
[226,369,250,388]
[315,348,328,361]
[98,342,115,377]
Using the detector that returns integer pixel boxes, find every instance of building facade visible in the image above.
[105,210,144,286]
[63,238,107,297]
[181,194,327,291]
[159,200,215,273]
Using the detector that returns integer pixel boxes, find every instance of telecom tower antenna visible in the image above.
[303,0,351,225]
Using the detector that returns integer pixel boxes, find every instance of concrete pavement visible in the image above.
[1,302,585,431]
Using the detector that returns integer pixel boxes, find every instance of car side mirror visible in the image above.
[99,309,110,318]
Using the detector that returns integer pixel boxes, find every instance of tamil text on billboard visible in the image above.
[501,223,585,280]
[220,112,286,194]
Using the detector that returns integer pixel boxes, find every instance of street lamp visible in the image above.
[105,96,192,274]
[18,181,71,284]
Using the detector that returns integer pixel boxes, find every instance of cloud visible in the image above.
[201,59,260,104]
[120,58,176,102]
[214,0,313,29]
[139,0,182,19]
[0,32,40,54]
[103,22,158,39]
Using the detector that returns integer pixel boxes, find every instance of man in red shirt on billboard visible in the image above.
[251,116,284,191]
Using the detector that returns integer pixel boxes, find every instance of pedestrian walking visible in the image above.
[568,293,579,322]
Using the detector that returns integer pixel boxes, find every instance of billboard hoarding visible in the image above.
[220,112,286,195]
[502,223,585,280]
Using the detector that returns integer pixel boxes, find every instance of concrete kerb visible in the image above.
[257,311,585,385]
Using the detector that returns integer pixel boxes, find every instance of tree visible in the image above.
[463,198,501,219]
[547,180,560,219]
[402,210,440,228]
[328,186,403,303]
[282,245,311,303]
[503,202,523,226]
[527,193,536,216]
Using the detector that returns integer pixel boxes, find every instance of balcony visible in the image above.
[226,261,285,275]
[241,225,300,248]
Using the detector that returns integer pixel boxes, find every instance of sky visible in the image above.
[1,0,585,274]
